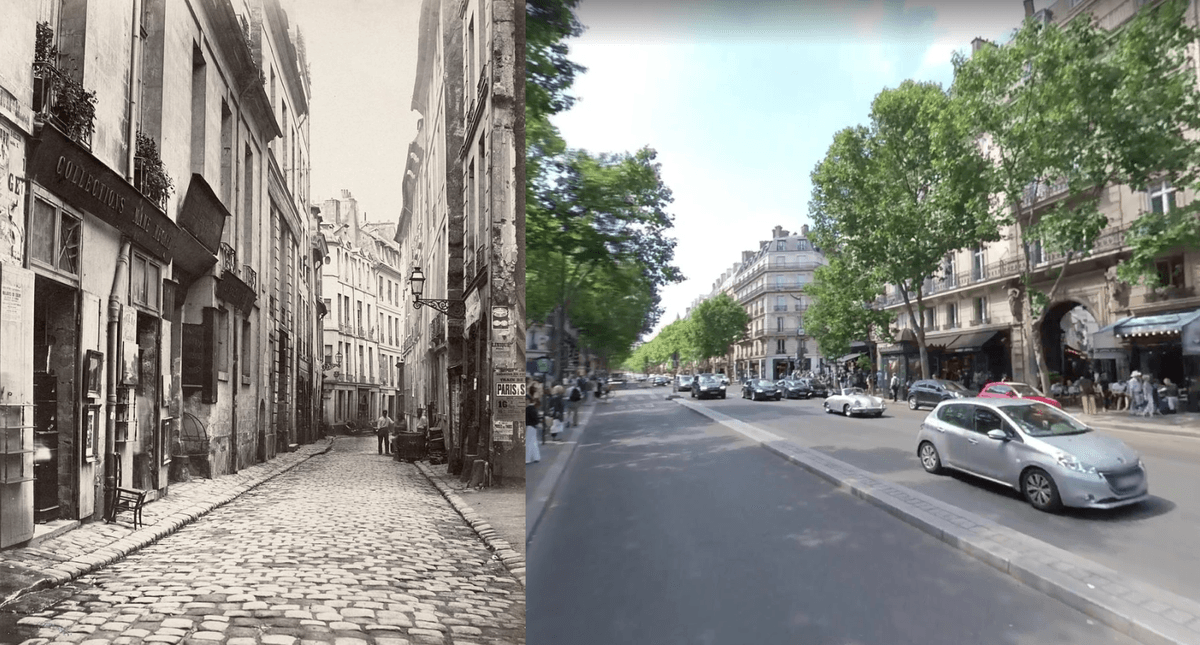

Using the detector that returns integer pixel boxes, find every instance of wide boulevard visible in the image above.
[528,382,1200,644]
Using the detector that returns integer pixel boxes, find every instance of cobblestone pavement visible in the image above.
[1,437,525,645]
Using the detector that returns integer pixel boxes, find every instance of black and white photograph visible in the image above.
[0,0,524,643]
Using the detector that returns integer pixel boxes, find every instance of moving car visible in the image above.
[907,379,977,410]
[650,375,670,387]
[692,374,728,399]
[776,379,809,399]
[977,381,1062,409]
[793,378,828,399]
[916,398,1147,512]
[674,375,695,392]
[741,379,782,401]
[824,387,887,417]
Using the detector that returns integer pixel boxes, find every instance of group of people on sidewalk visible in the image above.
[526,374,609,464]
[374,408,431,455]
[1097,371,1199,417]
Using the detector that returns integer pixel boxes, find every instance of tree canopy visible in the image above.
[686,293,750,362]
[803,257,892,361]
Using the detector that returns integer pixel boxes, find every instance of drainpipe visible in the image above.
[106,242,131,509]
[125,0,143,182]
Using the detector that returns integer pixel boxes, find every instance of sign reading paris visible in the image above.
[495,381,526,397]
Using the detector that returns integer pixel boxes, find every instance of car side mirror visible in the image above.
[986,429,1009,441]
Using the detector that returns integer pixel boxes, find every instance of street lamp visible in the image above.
[409,266,465,319]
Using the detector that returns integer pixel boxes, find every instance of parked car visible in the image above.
[793,378,828,399]
[823,387,887,417]
[692,374,728,400]
[651,375,670,387]
[907,379,977,410]
[742,378,782,401]
[916,398,1147,512]
[720,375,731,386]
[674,375,695,392]
[776,379,808,399]
[977,381,1062,409]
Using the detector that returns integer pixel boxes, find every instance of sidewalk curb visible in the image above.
[526,396,604,544]
[414,461,526,588]
[675,398,1200,645]
[0,438,334,611]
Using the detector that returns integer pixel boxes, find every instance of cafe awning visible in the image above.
[944,330,999,353]
[1115,309,1200,338]
[1091,317,1131,357]
[838,353,862,363]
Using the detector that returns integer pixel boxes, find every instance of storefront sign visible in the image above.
[27,126,178,261]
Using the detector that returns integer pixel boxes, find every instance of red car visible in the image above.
[977,381,1062,409]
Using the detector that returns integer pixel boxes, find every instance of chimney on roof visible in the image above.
[801,224,810,236]
[1023,0,1035,18]
[773,225,784,238]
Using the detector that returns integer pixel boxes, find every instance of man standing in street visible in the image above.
[889,373,899,402]
[1078,373,1095,415]
[376,411,393,455]
[567,381,583,427]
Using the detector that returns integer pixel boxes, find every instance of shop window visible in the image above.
[30,195,81,279]
[130,253,161,312]
[1155,257,1185,289]
[217,308,229,378]
[1148,180,1177,214]
[243,320,252,385]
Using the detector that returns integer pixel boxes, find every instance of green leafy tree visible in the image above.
[803,257,893,361]
[572,263,656,370]
[950,0,1200,393]
[809,80,995,379]
[686,293,750,370]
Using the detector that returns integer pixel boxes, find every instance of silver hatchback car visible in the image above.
[916,398,1148,512]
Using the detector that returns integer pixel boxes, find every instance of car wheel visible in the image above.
[908,396,919,410]
[1022,468,1063,513]
[843,404,852,417]
[918,441,943,474]
[720,392,726,399]
[776,394,782,401]
[823,401,830,414]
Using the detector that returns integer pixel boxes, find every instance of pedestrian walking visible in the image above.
[1163,377,1180,414]
[375,411,393,455]
[889,374,899,402]
[567,381,583,427]
[550,384,566,440]
[525,393,541,464]
[1140,374,1158,418]
[1078,374,1096,415]
[1127,372,1143,414]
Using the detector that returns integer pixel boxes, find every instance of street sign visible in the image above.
[536,357,550,373]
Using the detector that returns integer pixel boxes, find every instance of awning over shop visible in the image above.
[1115,309,1200,338]
[1091,317,1131,357]
[944,330,999,353]
[838,353,862,363]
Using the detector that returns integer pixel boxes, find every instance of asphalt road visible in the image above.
[0,437,525,645]
[681,388,1200,605]
[528,388,1141,645]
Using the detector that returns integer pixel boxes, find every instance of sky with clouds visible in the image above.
[288,0,422,226]
[552,0,1044,340]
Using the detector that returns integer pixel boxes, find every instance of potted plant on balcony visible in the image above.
[34,22,97,146]
[135,130,174,209]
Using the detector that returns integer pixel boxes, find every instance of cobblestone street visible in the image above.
[0,437,525,645]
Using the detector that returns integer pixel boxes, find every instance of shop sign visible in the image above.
[28,125,178,261]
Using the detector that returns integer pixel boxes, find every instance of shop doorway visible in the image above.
[32,276,78,523]
[133,311,160,491]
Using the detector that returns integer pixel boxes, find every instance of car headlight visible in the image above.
[1056,453,1097,475]
[755,388,763,392]
[719,385,726,390]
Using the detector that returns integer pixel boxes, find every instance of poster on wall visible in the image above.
[494,420,515,443]
[121,307,139,386]
[0,123,25,266]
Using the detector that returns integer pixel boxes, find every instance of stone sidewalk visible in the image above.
[678,397,1200,645]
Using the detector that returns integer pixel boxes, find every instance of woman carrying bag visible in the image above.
[550,384,566,441]
[526,391,542,464]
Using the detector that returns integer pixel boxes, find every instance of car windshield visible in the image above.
[1003,402,1091,437]
[942,381,972,394]
[699,376,721,385]
[1009,383,1045,397]
[680,376,693,383]
[752,379,773,387]
[842,387,865,396]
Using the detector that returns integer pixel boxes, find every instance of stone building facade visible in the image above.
[876,0,1200,392]
[399,0,523,485]
[0,0,319,550]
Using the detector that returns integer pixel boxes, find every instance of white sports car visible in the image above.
[823,387,887,418]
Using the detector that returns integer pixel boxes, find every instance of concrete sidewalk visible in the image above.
[0,440,333,610]
[1077,409,1200,440]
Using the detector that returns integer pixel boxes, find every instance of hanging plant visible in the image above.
[54,71,97,144]
[35,22,58,63]
[136,130,174,207]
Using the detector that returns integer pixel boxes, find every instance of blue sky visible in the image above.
[552,0,1041,339]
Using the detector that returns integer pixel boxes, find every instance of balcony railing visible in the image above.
[773,305,788,312]
[243,265,257,291]
[971,316,992,326]
[32,60,96,149]
[220,243,238,276]
[1020,177,1070,208]
[134,131,173,210]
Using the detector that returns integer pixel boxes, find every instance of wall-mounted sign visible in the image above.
[494,371,525,422]
[491,306,510,330]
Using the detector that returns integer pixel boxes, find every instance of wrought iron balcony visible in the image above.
[220,243,238,276]
[32,60,96,149]
[1020,177,1070,208]
[243,265,257,291]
